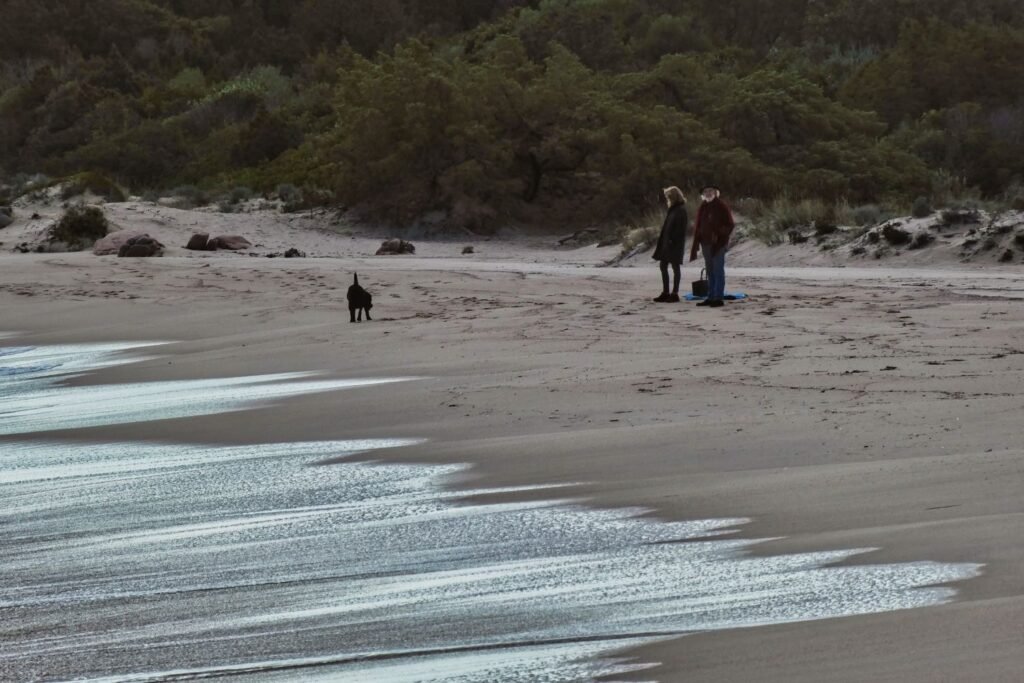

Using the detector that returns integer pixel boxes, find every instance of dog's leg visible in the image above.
[357,308,362,322]
[349,307,356,323]
[365,309,372,321]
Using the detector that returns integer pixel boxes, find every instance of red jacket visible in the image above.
[690,198,735,261]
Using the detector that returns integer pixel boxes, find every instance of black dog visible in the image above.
[347,273,373,322]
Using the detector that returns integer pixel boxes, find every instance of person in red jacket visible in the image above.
[689,185,735,308]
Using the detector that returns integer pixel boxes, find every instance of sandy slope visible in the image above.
[0,203,1022,681]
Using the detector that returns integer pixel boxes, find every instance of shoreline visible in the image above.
[1,247,1021,681]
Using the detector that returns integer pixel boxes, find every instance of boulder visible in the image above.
[93,230,151,256]
[208,235,252,250]
[462,245,475,254]
[121,244,156,257]
[0,207,13,229]
[116,235,164,257]
[375,238,415,255]
[284,247,306,258]
[185,232,210,250]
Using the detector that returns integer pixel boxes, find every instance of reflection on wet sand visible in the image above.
[0,341,981,682]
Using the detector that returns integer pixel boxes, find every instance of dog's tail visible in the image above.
[353,273,359,286]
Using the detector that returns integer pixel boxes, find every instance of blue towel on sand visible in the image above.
[684,292,748,301]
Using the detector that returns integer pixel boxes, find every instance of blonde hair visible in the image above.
[663,186,686,207]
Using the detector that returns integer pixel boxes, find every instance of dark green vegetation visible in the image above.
[3,0,1024,230]
[50,205,110,249]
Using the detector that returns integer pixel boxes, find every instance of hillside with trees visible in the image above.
[3,0,1024,230]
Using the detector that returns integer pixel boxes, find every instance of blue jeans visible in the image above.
[703,248,726,300]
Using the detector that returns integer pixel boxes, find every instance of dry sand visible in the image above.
[1,202,1022,680]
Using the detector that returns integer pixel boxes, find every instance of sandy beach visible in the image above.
[1,204,1022,681]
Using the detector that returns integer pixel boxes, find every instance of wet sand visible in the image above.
[1,248,1022,680]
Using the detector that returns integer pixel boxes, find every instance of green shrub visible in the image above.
[747,197,837,245]
[911,196,933,218]
[852,204,883,226]
[772,198,833,231]
[276,183,304,211]
[787,229,809,245]
[910,231,935,249]
[168,68,207,98]
[63,120,190,188]
[59,172,128,203]
[940,207,981,225]
[620,225,660,255]
[732,197,767,221]
[831,199,856,227]
[639,15,707,62]
[1,173,47,203]
[171,185,210,208]
[226,66,293,111]
[743,222,786,246]
[229,186,254,203]
[276,183,301,202]
[51,205,109,249]
[232,110,301,166]
[881,223,911,245]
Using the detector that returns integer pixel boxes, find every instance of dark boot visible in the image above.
[667,293,680,302]
[653,292,672,302]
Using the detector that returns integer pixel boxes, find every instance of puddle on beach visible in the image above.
[0,341,980,682]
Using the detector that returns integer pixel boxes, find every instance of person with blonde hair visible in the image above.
[652,186,688,302]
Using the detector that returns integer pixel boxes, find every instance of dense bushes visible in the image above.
[50,205,109,250]
[60,172,127,202]
[3,1,1024,228]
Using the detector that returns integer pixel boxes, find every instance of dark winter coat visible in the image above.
[690,197,735,261]
[652,203,688,265]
